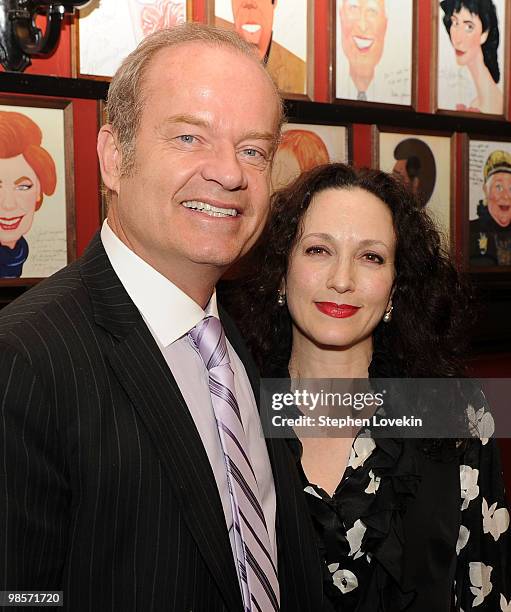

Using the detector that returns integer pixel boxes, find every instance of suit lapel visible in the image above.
[80,235,242,612]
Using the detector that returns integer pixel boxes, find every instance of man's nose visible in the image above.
[326,257,355,294]
[201,146,248,191]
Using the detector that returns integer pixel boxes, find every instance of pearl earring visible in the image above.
[277,291,286,307]
[383,305,393,323]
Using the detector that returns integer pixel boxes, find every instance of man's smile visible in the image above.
[241,23,261,33]
[353,36,374,51]
[181,200,239,217]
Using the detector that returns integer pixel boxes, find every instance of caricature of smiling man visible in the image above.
[339,0,388,100]
[216,0,306,94]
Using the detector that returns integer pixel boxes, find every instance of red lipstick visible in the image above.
[315,302,360,319]
[0,216,23,231]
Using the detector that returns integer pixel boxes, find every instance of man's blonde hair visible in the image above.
[106,22,284,176]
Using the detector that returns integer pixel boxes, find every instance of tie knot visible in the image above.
[189,316,230,371]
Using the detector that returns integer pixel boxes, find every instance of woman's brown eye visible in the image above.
[305,246,328,255]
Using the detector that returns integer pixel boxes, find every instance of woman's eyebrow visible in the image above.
[301,232,334,242]
[358,239,390,249]
[14,176,33,185]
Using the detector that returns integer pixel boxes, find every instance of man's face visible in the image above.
[102,43,279,287]
[392,159,419,194]
[339,0,387,79]
[231,0,276,59]
[485,172,511,227]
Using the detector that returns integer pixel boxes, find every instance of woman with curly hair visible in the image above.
[440,0,503,114]
[232,164,510,611]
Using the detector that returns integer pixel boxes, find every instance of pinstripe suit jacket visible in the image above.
[0,234,323,612]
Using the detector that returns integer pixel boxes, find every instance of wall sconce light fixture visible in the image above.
[0,0,92,71]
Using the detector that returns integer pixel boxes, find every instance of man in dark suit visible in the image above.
[0,23,322,611]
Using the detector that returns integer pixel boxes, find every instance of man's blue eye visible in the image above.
[179,135,196,144]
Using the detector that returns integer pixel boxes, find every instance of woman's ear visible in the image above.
[387,284,397,310]
[480,29,489,45]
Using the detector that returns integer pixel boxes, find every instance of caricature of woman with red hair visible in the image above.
[272,129,330,190]
[0,111,57,278]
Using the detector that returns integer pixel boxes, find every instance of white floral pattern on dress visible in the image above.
[467,404,495,445]
[482,498,510,542]
[328,564,359,594]
[460,465,480,511]
[469,561,493,607]
[346,519,366,560]
[364,469,381,494]
[501,594,511,611]
[456,525,470,555]
[347,436,376,470]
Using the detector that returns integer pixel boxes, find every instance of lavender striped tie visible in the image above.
[189,316,280,612]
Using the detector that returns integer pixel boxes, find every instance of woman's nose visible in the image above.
[326,258,355,294]
[0,188,18,212]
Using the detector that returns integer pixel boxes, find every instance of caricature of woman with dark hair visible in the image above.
[0,111,57,278]
[440,0,503,114]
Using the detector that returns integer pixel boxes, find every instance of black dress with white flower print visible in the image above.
[454,437,511,611]
[289,433,511,612]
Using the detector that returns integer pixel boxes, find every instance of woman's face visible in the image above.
[449,7,488,67]
[0,155,40,249]
[284,187,396,353]
[271,147,302,190]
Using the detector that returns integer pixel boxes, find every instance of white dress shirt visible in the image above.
[100,220,277,571]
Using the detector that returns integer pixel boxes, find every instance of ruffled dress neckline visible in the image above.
[282,351,422,610]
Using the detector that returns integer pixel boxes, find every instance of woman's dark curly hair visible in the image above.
[235,163,472,379]
[441,0,501,83]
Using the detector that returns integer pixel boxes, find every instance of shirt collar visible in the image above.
[100,220,218,346]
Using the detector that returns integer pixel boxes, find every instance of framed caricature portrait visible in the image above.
[373,127,454,244]
[272,122,349,191]
[434,0,509,118]
[333,0,416,107]
[208,0,313,98]
[466,137,511,270]
[74,0,191,80]
[0,97,75,285]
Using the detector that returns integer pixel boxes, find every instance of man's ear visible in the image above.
[97,124,122,195]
